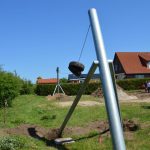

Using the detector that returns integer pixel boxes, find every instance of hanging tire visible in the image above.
[68,61,85,77]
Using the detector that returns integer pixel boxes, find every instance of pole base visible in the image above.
[54,137,75,145]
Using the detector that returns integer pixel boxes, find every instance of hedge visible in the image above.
[35,82,101,96]
[116,78,150,90]
[35,78,150,96]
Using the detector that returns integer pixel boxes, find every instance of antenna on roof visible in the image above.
[53,67,65,96]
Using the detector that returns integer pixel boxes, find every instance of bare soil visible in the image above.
[57,101,102,107]
[46,90,150,108]
[0,120,142,141]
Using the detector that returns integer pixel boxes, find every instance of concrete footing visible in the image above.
[54,138,75,145]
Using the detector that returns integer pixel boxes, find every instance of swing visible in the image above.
[68,61,84,77]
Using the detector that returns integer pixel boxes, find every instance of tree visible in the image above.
[0,69,22,107]
[60,78,68,83]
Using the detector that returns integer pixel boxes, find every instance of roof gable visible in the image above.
[139,53,150,61]
[115,52,150,74]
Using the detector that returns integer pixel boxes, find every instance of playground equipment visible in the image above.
[53,67,65,96]
[68,61,84,77]
[56,8,126,150]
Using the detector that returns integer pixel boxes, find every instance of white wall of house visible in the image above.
[147,62,150,69]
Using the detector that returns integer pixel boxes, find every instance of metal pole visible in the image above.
[56,67,59,94]
[108,60,122,125]
[88,8,126,150]
[58,60,99,137]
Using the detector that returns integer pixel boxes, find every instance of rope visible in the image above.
[78,25,91,62]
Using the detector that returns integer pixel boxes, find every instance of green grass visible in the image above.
[0,95,150,149]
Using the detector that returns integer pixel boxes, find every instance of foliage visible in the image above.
[35,78,150,96]
[0,70,22,107]
[0,68,34,107]
[35,84,55,96]
[37,76,42,80]
[20,80,34,95]
[60,78,68,83]
[0,136,25,150]
[116,78,150,90]
[35,82,101,96]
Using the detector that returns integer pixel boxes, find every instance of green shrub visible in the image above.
[0,70,22,107]
[35,84,55,96]
[35,78,150,96]
[0,68,35,107]
[116,78,150,90]
[0,136,25,150]
[35,82,101,96]
[20,80,35,95]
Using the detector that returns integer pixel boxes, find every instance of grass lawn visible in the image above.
[0,95,150,150]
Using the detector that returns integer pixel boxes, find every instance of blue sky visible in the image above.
[0,0,150,83]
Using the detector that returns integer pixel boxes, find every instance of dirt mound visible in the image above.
[91,88,103,98]
[45,129,60,140]
[117,86,138,100]
[47,94,71,101]
[123,119,139,131]
[91,85,138,100]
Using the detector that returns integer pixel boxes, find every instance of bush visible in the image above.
[0,68,35,107]
[35,82,101,96]
[116,78,150,90]
[0,70,22,107]
[20,80,35,95]
[35,78,150,96]
[35,84,55,96]
[0,136,25,150]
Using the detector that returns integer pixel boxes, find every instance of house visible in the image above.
[37,78,57,84]
[68,73,100,83]
[113,52,150,79]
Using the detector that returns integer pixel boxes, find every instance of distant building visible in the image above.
[37,78,57,84]
[68,73,100,83]
[113,52,150,79]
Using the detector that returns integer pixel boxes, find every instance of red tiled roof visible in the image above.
[139,53,150,61]
[115,52,150,74]
[37,78,57,84]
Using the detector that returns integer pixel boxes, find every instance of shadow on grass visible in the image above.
[28,127,69,150]
[141,106,150,109]
[75,128,109,142]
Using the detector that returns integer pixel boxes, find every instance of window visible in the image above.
[135,75,144,78]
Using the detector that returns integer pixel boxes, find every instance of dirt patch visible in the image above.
[123,119,139,131]
[47,94,72,101]
[91,88,103,98]
[6,124,38,136]
[57,101,101,107]
[131,91,150,100]
[1,120,141,141]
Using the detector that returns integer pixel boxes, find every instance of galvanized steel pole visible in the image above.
[56,67,59,94]
[108,60,122,125]
[88,8,126,150]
